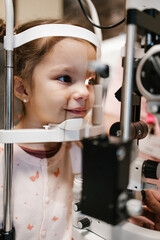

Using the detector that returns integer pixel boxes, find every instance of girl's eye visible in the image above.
[85,77,96,86]
[57,75,72,83]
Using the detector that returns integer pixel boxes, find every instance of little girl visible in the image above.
[0,19,98,240]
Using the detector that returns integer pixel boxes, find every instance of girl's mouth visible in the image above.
[65,108,87,116]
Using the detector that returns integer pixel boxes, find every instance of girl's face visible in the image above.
[24,38,96,128]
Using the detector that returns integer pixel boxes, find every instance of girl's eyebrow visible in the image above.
[49,65,76,73]
[49,66,96,78]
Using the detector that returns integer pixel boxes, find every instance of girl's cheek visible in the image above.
[50,88,71,102]
[63,89,72,101]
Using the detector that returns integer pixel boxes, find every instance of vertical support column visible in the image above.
[0,0,15,239]
[120,24,136,141]
[3,50,14,233]
[92,84,102,125]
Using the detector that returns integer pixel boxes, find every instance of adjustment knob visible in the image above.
[142,160,160,179]
[73,202,81,212]
[77,218,91,229]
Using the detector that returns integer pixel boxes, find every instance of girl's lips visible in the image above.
[65,108,87,115]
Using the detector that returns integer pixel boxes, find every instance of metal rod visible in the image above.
[121,24,136,141]
[3,144,13,232]
[2,0,14,235]
[4,0,14,51]
[3,50,14,232]
[4,51,13,130]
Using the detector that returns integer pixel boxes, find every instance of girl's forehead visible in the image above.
[54,38,96,55]
[54,38,96,61]
[40,38,96,67]
[33,38,96,76]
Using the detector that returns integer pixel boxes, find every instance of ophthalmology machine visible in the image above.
[0,0,160,240]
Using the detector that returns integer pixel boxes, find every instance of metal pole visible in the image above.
[121,24,136,141]
[3,50,14,233]
[0,0,15,239]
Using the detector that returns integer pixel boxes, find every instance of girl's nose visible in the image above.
[72,82,89,101]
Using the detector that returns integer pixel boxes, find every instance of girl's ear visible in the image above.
[14,76,30,103]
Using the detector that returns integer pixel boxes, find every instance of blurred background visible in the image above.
[64,0,125,39]
[0,0,125,40]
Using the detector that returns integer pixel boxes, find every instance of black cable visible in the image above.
[77,0,126,29]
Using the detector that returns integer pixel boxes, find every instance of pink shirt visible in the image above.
[0,142,81,240]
